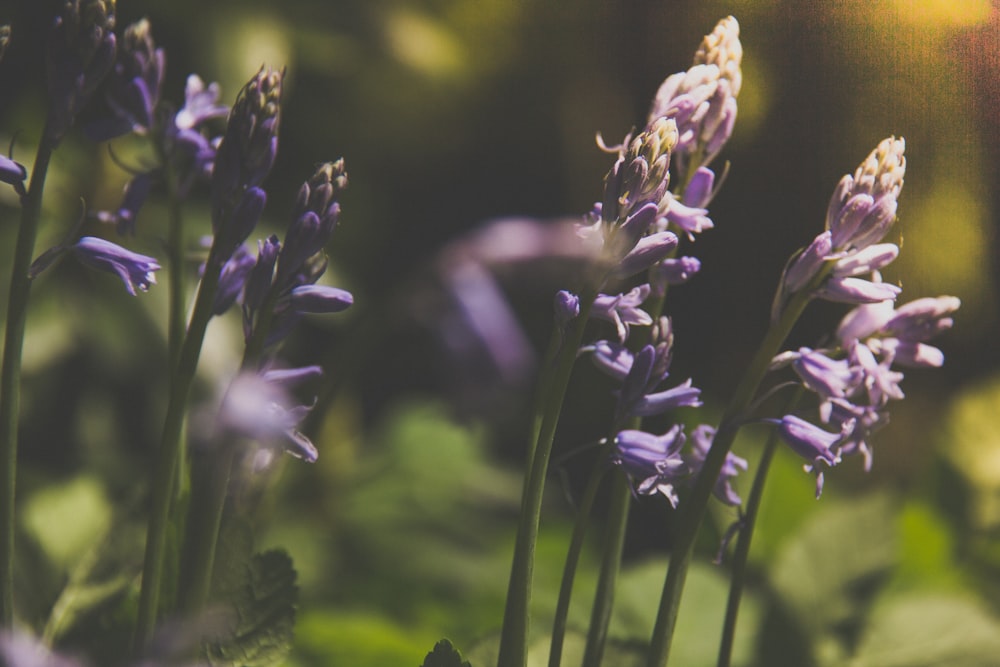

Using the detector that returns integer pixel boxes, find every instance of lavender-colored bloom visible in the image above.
[821,398,888,472]
[647,17,741,169]
[602,118,678,224]
[825,137,905,251]
[591,284,653,341]
[630,378,702,416]
[790,347,862,400]
[72,236,160,295]
[590,340,634,381]
[243,235,281,311]
[836,299,896,343]
[661,193,713,239]
[211,66,283,241]
[174,74,228,130]
[816,276,901,304]
[0,631,84,667]
[276,160,346,286]
[884,296,961,342]
[287,284,354,314]
[0,153,26,196]
[554,290,580,326]
[782,231,833,295]
[831,243,899,278]
[651,256,701,292]
[228,186,267,250]
[45,0,117,145]
[95,171,153,235]
[84,17,165,141]
[683,166,716,209]
[212,243,255,315]
[773,414,845,497]
[611,230,679,279]
[219,371,318,463]
[612,425,688,506]
[849,339,905,406]
[687,424,747,506]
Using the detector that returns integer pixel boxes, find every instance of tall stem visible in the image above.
[497,291,595,667]
[133,239,227,652]
[646,287,812,667]
[0,126,55,628]
[548,461,606,667]
[716,426,781,667]
[581,469,630,667]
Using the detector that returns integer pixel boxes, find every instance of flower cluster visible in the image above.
[553,17,745,506]
[767,139,960,496]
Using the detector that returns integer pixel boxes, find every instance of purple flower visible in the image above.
[0,153,26,196]
[772,415,846,497]
[244,235,281,312]
[276,160,347,287]
[849,339,905,406]
[884,296,961,342]
[825,137,905,251]
[84,18,165,141]
[286,284,354,314]
[94,171,154,235]
[174,74,228,130]
[831,243,899,278]
[554,289,580,326]
[686,424,747,506]
[45,0,118,145]
[601,118,678,224]
[661,194,713,239]
[590,340,635,381]
[816,275,901,304]
[0,631,84,667]
[683,166,716,208]
[591,284,653,342]
[650,256,701,292]
[790,347,862,400]
[72,236,160,295]
[611,230,679,279]
[612,425,688,506]
[212,243,256,315]
[211,66,283,243]
[782,231,834,295]
[218,371,319,464]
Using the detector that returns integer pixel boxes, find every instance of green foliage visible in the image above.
[421,639,473,667]
[205,518,298,666]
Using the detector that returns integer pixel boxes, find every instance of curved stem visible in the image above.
[646,287,812,667]
[0,126,55,628]
[548,461,607,667]
[581,469,630,667]
[497,290,596,667]
[133,238,227,652]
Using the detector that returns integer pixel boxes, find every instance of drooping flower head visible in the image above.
[45,0,118,145]
[612,425,688,507]
[71,236,160,295]
[685,424,748,506]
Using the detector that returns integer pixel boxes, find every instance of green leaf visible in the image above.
[204,518,299,666]
[421,639,472,667]
[850,593,1000,667]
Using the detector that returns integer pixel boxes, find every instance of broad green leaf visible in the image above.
[421,639,472,667]
[205,517,298,666]
[849,593,1000,667]
[770,492,896,641]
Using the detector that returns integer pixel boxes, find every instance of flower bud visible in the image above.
[826,137,905,251]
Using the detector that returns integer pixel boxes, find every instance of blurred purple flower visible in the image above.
[591,284,653,342]
[686,424,747,506]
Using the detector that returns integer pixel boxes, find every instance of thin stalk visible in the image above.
[581,469,630,667]
[133,237,227,652]
[548,461,607,667]
[646,286,813,667]
[0,125,55,629]
[716,424,781,667]
[497,291,596,667]
[176,284,280,615]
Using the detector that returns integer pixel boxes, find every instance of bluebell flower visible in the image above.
[286,284,354,315]
[276,160,346,287]
[94,171,153,235]
[218,370,320,464]
[0,153,27,196]
[686,424,747,506]
[554,290,580,327]
[612,425,688,506]
[212,243,256,315]
[71,236,160,295]
[825,137,905,252]
[174,74,228,131]
[771,415,846,497]
[650,256,701,292]
[591,284,653,342]
[45,0,118,145]
[601,118,678,224]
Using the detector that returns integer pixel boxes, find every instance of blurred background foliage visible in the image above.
[0,0,999,665]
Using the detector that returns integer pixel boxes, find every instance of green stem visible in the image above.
[716,422,782,667]
[497,291,595,667]
[133,237,227,652]
[645,287,813,667]
[548,461,607,667]
[177,283,280,615]
[581,469,631,667]
[0,126,55,629]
